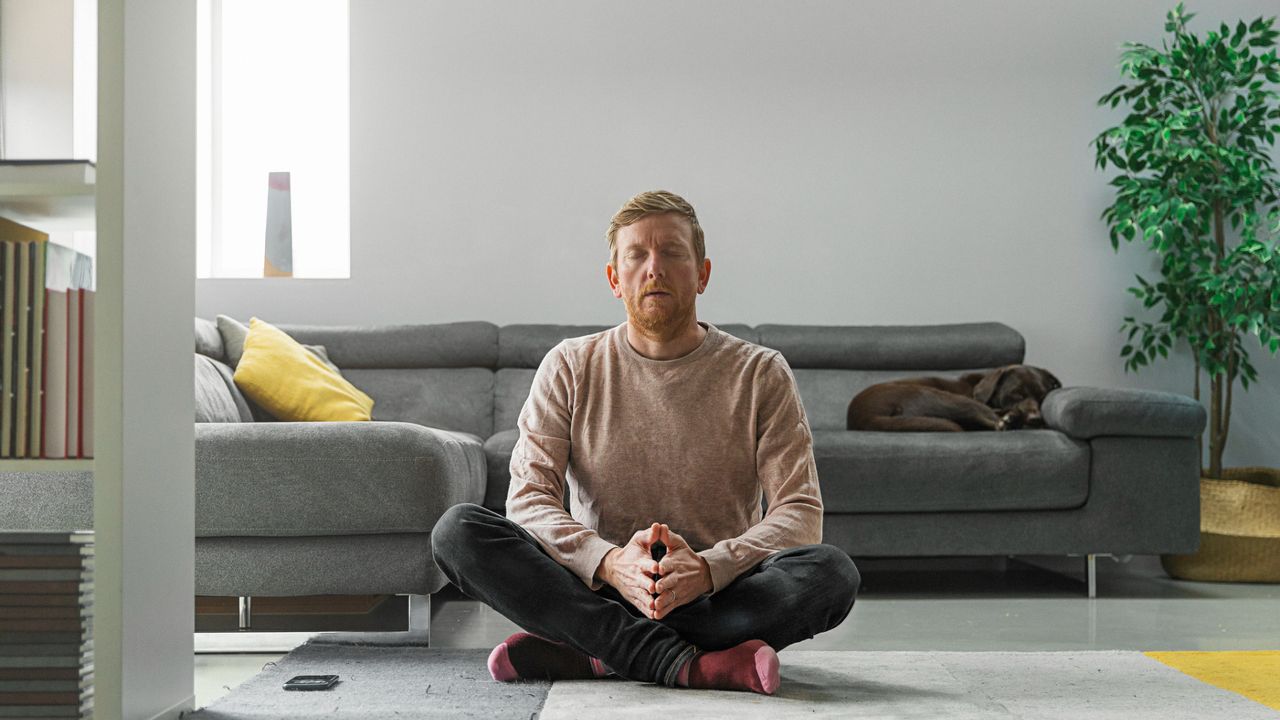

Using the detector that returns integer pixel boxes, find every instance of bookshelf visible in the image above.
[0,458,93,472]
[0,161,96,470]
[0,161,96,233]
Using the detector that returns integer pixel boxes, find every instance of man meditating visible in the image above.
[432,190,860,695]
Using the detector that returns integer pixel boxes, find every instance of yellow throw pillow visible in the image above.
[232,318,374,422]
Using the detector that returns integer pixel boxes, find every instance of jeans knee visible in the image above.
[432,502,488,566]
[814,545,860,606]
[841,554,861,599]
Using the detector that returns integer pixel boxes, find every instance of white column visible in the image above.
[95,0,197,718]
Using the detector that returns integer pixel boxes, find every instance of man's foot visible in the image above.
[487,632,610,682]
[676,639,780,695]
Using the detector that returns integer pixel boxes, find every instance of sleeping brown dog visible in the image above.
[846,365,1062,432]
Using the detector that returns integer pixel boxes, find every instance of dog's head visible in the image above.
[972,365,1062,426]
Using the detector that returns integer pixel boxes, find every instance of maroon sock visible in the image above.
[677,639,780,695]
[487,632,610,682]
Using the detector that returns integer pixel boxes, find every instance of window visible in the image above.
[197,0,349,279]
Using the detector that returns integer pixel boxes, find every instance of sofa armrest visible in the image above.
[195,421,484,537]
[1041,387,1206,439]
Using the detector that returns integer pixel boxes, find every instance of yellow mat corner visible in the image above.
[1145,650,1280,711]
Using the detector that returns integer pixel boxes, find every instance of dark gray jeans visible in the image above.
[431,502,860,687]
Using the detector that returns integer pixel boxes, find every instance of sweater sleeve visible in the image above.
[697,352,825,593]
[505,344,619,591]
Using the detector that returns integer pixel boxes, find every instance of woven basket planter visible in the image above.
[1161,467,1280,583]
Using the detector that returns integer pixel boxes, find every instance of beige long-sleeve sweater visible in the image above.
[505,320,824,594]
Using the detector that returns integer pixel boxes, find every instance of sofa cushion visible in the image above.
[1042,387,1206,439]
[217,315,251,366]
[494,368,535,433]
[194,354,253,423]
[234,318,375,422]
[715,323,759,344]
[196,423,485,536]
[217,315,342,373]
[344,368,495,438]
[812,430,1089,513]
[498,325,613,368]
[195,317,225,361]
[757,323,1024,370]
[196,533,442,596]
[482,428,571,513]
[482,429,519,511]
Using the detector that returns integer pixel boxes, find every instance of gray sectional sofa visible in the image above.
[192,318,1206,616]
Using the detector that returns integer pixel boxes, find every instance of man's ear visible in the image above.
[606,263,622,298]
[972,367,1010,405]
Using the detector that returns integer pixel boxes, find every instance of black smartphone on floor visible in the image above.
[283,675,340,691]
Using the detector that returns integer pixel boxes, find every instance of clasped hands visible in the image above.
[596,522,712,621]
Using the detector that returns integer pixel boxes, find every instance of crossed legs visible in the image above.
[431,503,859,689]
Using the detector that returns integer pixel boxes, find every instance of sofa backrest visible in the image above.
[194,318,1025,435]
[759,323,1025,430]
[492,322,1024,432]
[277,322,499,437]
[490,324,610,435]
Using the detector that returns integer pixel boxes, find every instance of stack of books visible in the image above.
[0,217,94,459]
[0,530,94,719]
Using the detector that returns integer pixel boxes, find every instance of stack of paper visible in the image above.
[0,530,94,719]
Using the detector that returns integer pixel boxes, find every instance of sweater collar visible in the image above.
[616,320,722,367]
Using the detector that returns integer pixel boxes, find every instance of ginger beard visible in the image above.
[620,280,697,340]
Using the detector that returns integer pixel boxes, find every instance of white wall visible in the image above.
[72,0,97,161]
[195,0,1280,468]
[97,0,195,717]
[0,0,74,157]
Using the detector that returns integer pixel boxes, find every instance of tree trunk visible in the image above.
[1207,200,1227,479]
[1220,351,1237,474]
[1210,369,1223,478]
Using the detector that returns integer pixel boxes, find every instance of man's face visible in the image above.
[607,213,710,337]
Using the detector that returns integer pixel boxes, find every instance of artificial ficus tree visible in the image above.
[1093,3,1280,479]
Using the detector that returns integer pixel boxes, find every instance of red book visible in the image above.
[80,289,94,458]
[40,289,68,459]
[65,287,80,458]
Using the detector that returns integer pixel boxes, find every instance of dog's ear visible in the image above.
[972,367,1009,405]
[1032,367,1062,398]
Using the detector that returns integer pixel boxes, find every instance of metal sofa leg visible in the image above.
[1086,555,1097,599]
[238,596,252,630]
[408,593,431,641]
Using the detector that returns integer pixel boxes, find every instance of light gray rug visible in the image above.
[186,636,549,719]
[188,646,1278,719]
[541,651,1280,719]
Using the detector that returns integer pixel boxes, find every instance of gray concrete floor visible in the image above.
[192,555,1280,709]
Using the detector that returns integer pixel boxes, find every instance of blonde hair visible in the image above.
[606,190,705,268]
